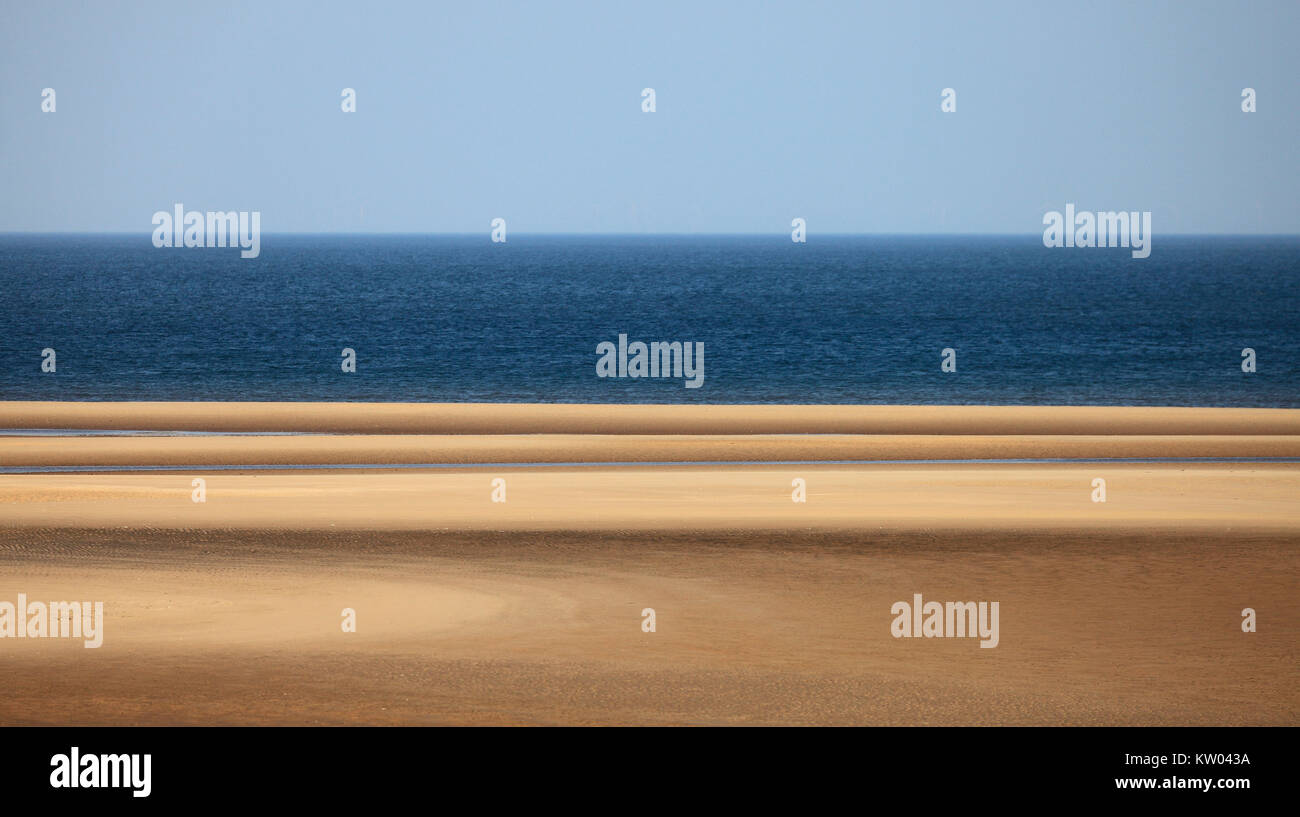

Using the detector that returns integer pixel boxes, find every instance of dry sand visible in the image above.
[5,433,1300,466]
[0,402,1296,725]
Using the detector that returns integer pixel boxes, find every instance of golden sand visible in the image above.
[0,402,1295,725]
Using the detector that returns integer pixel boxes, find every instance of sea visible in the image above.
[1,234,1296,406]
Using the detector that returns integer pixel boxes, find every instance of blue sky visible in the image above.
[2,0,1297,233]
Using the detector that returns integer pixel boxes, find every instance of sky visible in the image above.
[1,0,1297,234]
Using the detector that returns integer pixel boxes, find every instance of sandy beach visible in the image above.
[1,402,1296,725]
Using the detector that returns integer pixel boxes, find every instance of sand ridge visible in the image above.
[0,464,1297,532]
[4,401,1300,435]
[3,433,1300,467]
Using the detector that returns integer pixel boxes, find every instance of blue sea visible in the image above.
[1,234,1297,406]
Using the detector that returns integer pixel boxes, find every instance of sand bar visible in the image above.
[4,401,1300,435]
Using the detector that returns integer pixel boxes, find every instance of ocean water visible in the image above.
[1,234,1297,406]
